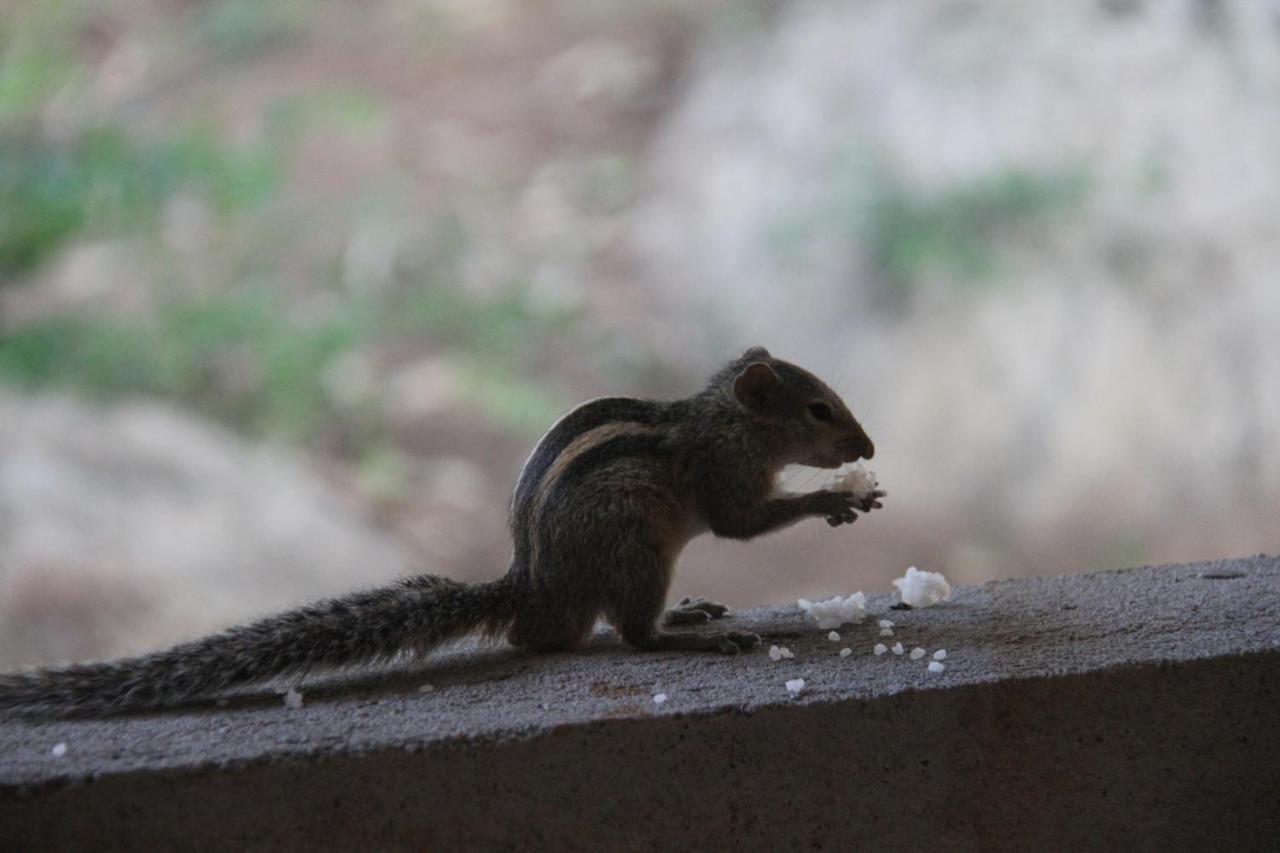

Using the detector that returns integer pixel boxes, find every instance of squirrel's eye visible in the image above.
[808,402,833,422]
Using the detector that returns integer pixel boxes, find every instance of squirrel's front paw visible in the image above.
[810,489,859,526]
[857,488,887,514]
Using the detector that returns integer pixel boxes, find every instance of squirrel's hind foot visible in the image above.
[662,596,731,626]
[624,627,761,655]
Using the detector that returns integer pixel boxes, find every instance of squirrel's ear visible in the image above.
[733,362,780,411]
[741,346,771,361]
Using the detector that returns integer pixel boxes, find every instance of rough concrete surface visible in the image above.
[1,555,1278,851]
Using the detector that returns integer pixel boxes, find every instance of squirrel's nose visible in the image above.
[837,436,873,461]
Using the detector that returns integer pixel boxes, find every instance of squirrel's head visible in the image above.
[725,346,875,468]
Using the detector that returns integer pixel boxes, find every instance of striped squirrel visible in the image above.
[0,347,882,715]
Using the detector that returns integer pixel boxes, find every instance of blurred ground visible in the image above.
[2,0,1278,666]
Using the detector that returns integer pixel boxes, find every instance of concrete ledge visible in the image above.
[2,556,1278,851]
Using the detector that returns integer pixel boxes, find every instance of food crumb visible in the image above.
[653,693,668,705]
[827,631,841,642]
[891,642,905,656]
[832,461,879,499]
[873,643,888,656]
[768,645,795,661]
[50,742,67,758]
[418,683,435,694]
[283,688,304,710]
[933,649,947,661]
[839,647,852,658]
[878,619,894,629]
[928,661,946,674]
[879,627,894,637]
[785,678,806,697]
[797,593,867,629]
[909,647,926,660]
[892,566,953,608]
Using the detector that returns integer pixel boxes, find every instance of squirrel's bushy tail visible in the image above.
[0,573,516,716]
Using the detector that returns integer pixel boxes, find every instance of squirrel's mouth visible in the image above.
[836,436,874,462]
[806,443,870,468]
[802,453,845,469]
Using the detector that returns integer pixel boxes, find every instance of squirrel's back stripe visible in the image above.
[521,422,672,568]
[542,424,669,491]
[528,428,673,562]
[511,397,667,513]
[510,397,673,564]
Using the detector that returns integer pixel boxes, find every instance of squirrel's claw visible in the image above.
[664,608,711,626]
[857,489,887,513]
[814,487,885,525]
[814,484,855,525]
[663,596,730,626]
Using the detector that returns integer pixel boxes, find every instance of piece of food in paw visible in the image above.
[831,461,882,501]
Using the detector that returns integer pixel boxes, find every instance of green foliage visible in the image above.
[0,0,284,278]
[266,88,390,142]
[0,3,84,122]
[0,287,364,440]
[0,0,574,449]
[395,284,564,362]
[393,283,576,436]
[461,362,569,437]
[864,167,1089,291]
[196,0,306,60]
[0,137,86,276]
[0,127,278,277]
[0,280,572,444]
[767,156,1090,301]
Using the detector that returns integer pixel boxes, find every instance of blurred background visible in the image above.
[3,0,1278,668]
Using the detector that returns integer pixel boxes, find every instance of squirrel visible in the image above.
[0,347,882,715]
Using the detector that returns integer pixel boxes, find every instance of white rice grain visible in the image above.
[832,461,879,499]
[798,593,867,629]
[892,566,953,608]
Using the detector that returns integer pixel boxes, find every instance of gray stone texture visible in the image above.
[1,556,1278,851]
